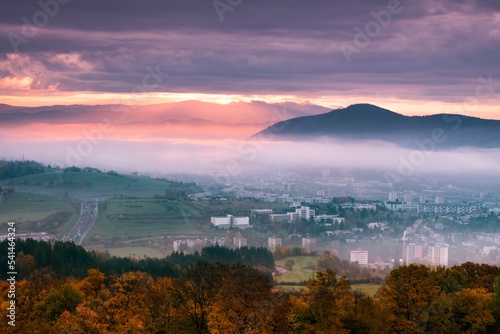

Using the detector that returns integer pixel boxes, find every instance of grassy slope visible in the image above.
[274,256,382,296]
[87,199,206,241]
[351,284,381,296]
[0,192,75,223]
[1,171,174,199]
[275,256,318,283]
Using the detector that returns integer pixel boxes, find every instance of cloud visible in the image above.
[0,0,499,108]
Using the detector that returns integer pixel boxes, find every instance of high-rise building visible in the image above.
[302,237,317,253]
[268,237,282,252]
[434,196,445,204]
[403,192,413,203]
[403,243,423,264]
[350,250,368,265]
[233,236,248,249]
[428,244,449,266]
[295,206,315,219]
[388,191,398,201]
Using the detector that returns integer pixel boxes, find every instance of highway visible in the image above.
[62,200,99,245]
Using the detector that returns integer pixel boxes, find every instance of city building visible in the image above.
[428,244,449,266]
[302,237,317,253]
[232,216,251,229]
[385,200,403,210]
[403,243,423,264]
[417,203,483,214]
[211,215,232,229]
[0,232,55,242]
[210,215,252,229]
[434,196,445,204]
[173,237,225,252]
[233,236,248,248]
[350,250,369,265]
[403,192,414,203]
[268,237,282,252]
[313,215,345,224]
[295,206,315,219]
[388,191,399,201]
[250,209,274,215]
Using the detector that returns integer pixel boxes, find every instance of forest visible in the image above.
[1,240,500,333]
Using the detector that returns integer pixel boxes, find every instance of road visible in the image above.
[62,200,99,245]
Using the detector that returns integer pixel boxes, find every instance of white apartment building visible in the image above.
[350,250,368,265]
[268,237,282,252]
[428,244,449,266]
[302,237,317,253]
[233,237,248,248]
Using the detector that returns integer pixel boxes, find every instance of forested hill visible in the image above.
[252,103,500,149]
[0,160,46,181]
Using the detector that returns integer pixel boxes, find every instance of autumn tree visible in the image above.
[451,262,500,292]
[208,263,277,334]
[379,264,441,333]
[107,271,153,332]
[141,277,181,333]
[175,261,222,334]
[343,291,391,334]
[451,288,494,333]
[297,269,355,333]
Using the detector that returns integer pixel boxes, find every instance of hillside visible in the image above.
[0,169,202,200]
[253,104,500,149]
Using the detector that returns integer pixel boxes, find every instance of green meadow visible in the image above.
[274,256,318,283]
[274,256,382,296]
[0,192,75,223]
[87,199,207,241]
[1,171,178,199]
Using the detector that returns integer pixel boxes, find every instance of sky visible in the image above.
[1,0,500,119]
[1,0,500,177]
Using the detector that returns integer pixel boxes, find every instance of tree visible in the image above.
[285,259,296,270]
[298,269,355,333]
[175,261,222,334]
[451,288,495,333]
[208,263,275,333]
[379,264,441,333]
[344,291,391,334]
[107,271,153,332]
[141,277,181,333]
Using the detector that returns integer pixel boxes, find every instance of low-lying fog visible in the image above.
[2,137,499,183]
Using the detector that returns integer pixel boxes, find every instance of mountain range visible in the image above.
[253,104,500,149]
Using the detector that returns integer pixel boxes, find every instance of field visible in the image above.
[275,284,307,293]
[274,256,318,283]
[87,199,208,242]
[351,284,382,296]
[0,191,77,223]
[88,246,165,259]
[1,171,180,200]
[274,256,382,296]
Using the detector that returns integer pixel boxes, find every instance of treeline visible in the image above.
[201,245,275,269]
[3,262,500,333]
[0,240,274,281]
[0,160,46,181]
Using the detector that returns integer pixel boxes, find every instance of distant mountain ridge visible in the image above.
[252,104,500,149]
